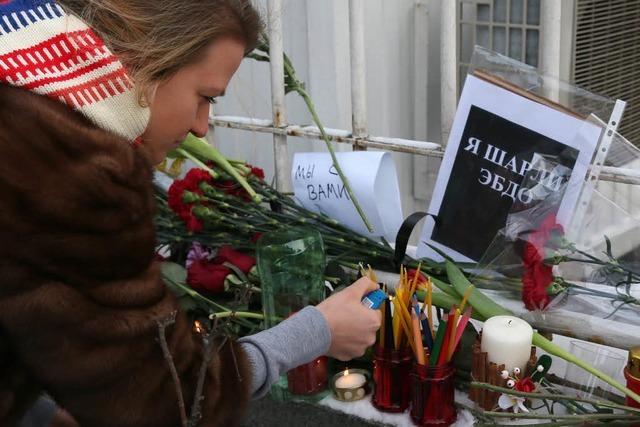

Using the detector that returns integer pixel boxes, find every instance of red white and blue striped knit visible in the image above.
[0,0,149,143]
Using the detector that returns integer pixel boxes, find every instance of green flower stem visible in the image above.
[254,185,345,229]
[170,280,231,312]
[281,56,373,233]
[208,311,265,320]
[532,333,640,405]
[470,382,640,414]
[252,183,383,248]
[200,193,389,256]
[564,282,639,307]
[480,411,637,421]
[174,148,219,179]
[297,104,372,231]
[562,243,640,280]
[198,185,376,247]
[249,41,376,233]
[231,163,251,175]
[180,134,261,203]
[164,276,257,329]
[562,256,630,275]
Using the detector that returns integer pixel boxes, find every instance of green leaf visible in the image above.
[604,235,614,260]
[445,260,509,320]
[430,276,461,299]
[160,261,188,296]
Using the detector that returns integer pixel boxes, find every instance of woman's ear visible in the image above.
[140,82,159,109]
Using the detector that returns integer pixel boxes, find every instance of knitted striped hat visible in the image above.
[0,0,150,143]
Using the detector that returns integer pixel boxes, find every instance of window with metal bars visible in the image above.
[458,0,542,94]
[572,0,640,147]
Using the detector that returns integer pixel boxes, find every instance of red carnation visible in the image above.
[214,245,256,274]
[521,214,564,311]
[250,166,265,180]
[183,168,213,189]
[168,180,188,214]
[407,269,429,286]
[515,377,536,393]
[187,260,230,293]
[184,212,204,233]
[167,168,214,232]
[213,180,239,194]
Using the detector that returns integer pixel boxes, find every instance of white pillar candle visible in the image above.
[335,370,366,389]
[481,315,533,373]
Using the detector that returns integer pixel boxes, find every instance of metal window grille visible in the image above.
[458,0,542,93]
[572,0,640,147]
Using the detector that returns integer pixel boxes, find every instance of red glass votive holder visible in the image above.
[372,346,413,412]
[624,367,640,409]
[287,356,328,395]
[410,362,457,426]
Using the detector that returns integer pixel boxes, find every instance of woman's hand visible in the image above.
[316,277,382,361]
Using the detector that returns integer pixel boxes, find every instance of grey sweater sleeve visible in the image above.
[238,306,331,399]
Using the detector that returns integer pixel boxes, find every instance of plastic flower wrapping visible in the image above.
[471,136,640,344]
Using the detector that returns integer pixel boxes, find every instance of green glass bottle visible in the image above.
[256,227,326,329]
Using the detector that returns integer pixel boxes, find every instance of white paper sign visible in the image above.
[416,75,603,262]
[292,152,403,241]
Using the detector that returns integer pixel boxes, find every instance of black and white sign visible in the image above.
[417,75,603,262]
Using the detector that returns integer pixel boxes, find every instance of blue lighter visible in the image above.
[361,289,387,309]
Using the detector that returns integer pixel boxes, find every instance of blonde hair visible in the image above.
[58,0,262,104]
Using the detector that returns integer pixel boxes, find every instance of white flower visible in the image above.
[498,393,530,414]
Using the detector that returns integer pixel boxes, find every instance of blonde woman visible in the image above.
[0,1,381,426]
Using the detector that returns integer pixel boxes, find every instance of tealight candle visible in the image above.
[336,370,366,389]
[481,315,533,373]
[332,369,369,402]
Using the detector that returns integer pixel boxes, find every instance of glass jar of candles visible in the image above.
[372,345,413,412]
[410,362,456,426]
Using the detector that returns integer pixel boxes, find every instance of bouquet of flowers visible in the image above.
[471,174,640,327]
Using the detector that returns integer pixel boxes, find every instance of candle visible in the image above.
[481,315,533,373]
[335,370,367,389]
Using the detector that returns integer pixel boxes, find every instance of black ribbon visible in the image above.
[393,211,439,270]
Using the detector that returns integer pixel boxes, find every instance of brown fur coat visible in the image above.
[0,85,251,427]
